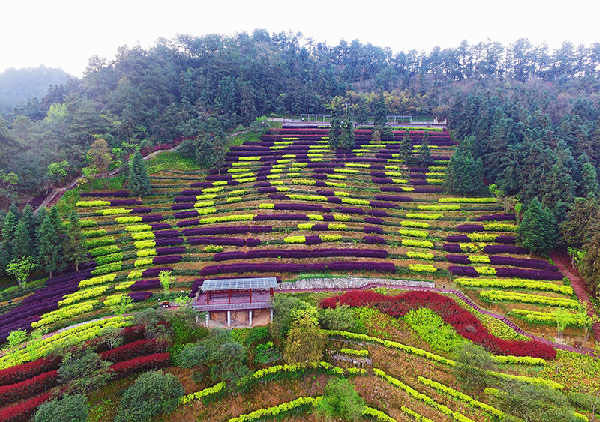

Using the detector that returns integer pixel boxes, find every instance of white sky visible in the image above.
[2,0,600,77]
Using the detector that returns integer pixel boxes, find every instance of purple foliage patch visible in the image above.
[156,247,186,256]
[443,244,463,253]
[489,256,558,271]
[364,226,384,234]
[448,266,480,277]
[327,197,343,204]
[183,226,272,236]
[254,214,309,221]
[456,224,485,232]
[335,207,365,215]
[142,267,173,277]
[274,203,331,212]
[141,215,163,222]
[483,245,529,254]
[153,255,182,265]
[200,261,395,276]
[190,182,213,188]
[370,201,398,209]
[246,238,262,247]
[130,208,153,214]
[364,217,384,225]
[363,236,386,244]
[446,235,470,242]
[476,214,516,221]
[154,238,184,247]
[188,237,246,247]
[172,203,194,210]
[446,255,472,265]
[129,292,153,302]
[151,223,171,230]
[154,230,181,238]
[130,279,161,291]
[174,196,198,203]
[173,211,200,219]
[374,195,412,202]
[495,235,516,244]
[495,267,563,280]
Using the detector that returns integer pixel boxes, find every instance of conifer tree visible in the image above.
[418,131,433,165]
[37,212,61,278]
[1,209,18,264]
[398,129,413,164]
[339,111,355,150]
[64,211,87,272]
[20,204,37,246]
[12,219,32,260]
[372,94,387,127]
[517,197,558,255]
[328,116,341,150]
[129,150,151,198]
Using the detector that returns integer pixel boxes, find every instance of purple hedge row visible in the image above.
[156,247,186,256]
[80,190,129,197]
[183,226,272,236]
[448,266,481,277]
[188,237,246,247]
[364,217,384,225]
[151,223,171,230]
[213,248,388,262]
[446,235,516,244]
[200,261,396,276]
[254,213,310,221]
[155,230,181,238]
[110,199,142,206]
[456,224,485,232]
[476,214,516,221]
[155,238,184,247]
[247,238,261,247]
[174,196,197,203]
[335,207,365,215]
[172,203,194,210]
[274,203,331,212]
[141,215,163,222]
[370,201,398,209]
[153,255,182,265]
[142,267,173,277]
[363,236,386,244]
[128,292,153,302]
[410,180,428,185]
[443,244,463,253]
[489,256,558,271]
[130,279,161,291]
[173,210,200,219]
[495,267,563,280]
[374,195,413,202]
[483,245,529,254]
[326,196,343,204]
[364,226,384,234]
[190,182,215,188]
[130,207,153,214]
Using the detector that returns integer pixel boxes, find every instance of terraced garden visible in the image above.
[0,125,597,421]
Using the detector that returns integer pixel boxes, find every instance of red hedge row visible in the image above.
[0,392,52,422]
[108,352,171,380]
[0,370,59,406]
[100,339,168,363]
[0,355,61,387]
[320,290,556,360]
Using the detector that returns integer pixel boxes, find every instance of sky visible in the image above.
[2,0,600,77]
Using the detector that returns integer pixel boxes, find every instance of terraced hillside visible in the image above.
[1,125,598,422]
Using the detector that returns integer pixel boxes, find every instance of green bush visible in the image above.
[115,370,184,422]
[35,394,89,422]
[403,308,464,354]
[316,378,364,422]
[319,305,358,332]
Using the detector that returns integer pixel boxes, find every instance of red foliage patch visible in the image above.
[0,370,59,406]
[320,290,556,360]
[0,392,52,422]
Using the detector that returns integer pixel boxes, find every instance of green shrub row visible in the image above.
[479,290,580,308]
[456,277,574,295]
[399,229,428,238]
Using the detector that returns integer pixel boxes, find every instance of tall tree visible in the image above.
[418,131,433,165]
[328,116,341,150]
[398,129,413,164]
[129,150,151,198]
[64,211,87,272]
[12,219,33,259]
[87,138,113,173]
[517,197,558,255]
[37,211,61,278]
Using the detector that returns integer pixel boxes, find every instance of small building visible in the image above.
[193,277,277,327]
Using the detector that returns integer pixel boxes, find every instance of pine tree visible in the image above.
[1,209,18,265]
[64,211,88,272]
[579,234,600,295]
[20,205,37,246]
[418,131,433,165]
[398,129,413,165]
[372,94,387,127]
[328,117,341,150]
[212,129,227,174]
[129,150,151,198]
[339,119,355,150]
[12,219,32,260]
[517,197,558,255]
[37,212,61,278]
[559,197,600,248]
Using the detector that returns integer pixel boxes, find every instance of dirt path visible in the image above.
[550,249,600,343]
